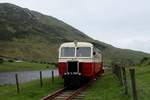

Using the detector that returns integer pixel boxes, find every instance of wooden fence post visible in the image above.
[113,65,119,79]
[51,70,54,83]
[15,73,20,94]
[112,65,123,85]
[129,68,138,100]
[112,66,115,74]
[40,71,43,87]
[119,66,123,85]
[122,67,128,95]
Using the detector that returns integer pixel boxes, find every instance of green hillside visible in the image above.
[0,3,149,65]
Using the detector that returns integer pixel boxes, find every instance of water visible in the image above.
[0,69,59,85]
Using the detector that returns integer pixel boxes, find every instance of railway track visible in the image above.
[41,80,94,100]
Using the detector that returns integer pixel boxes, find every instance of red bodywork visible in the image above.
[58,62,103,78]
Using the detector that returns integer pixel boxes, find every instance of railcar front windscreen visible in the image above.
[61,47,75,57]
[76,47,91,57]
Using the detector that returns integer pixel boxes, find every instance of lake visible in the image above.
[0,69,59,85]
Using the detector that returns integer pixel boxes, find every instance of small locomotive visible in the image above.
[58,41,104,88]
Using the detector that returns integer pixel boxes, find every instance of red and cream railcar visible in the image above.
[58,42,103,88]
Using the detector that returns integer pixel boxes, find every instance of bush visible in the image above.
[40,61,43,64]
[148,62,150,65]
[8,59,14,62]
[0,58,4,64]
[140,57,149,64]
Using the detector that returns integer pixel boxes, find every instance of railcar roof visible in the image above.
[60,42,93,47]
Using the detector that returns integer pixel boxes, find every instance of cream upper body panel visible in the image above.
[58,42,102,62]
[59,42,93,58]
[60,42,93,48]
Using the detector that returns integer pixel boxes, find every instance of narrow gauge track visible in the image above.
[42,80,94,100]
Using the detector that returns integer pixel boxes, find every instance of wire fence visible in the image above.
[0,70,58,94]
[112,65,138,100]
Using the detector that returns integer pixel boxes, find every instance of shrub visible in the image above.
[140,57,149,64]
[40,61,43,64]
[0,58,4,64]
[8,59,14,62]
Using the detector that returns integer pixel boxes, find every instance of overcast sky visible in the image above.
[0,0,150,53]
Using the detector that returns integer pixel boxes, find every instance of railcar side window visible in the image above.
[76,47,91,57]
[61,47,75,57]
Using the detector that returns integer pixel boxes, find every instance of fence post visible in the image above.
[40,71,43,87]
[119,66,123,85]
[15,73,20,94]
[51,70,54,83]
[113,65,119,79]
[112,66,115,74]
[129,68,138,100]
[122,67,128,95]
[112,65,123,85]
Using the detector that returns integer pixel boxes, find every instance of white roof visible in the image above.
[60,42,93,47]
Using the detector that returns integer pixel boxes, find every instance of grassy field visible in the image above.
[1,64,150,100]
[0,77,63,100]
[135,65,150,100]
[0,61,56,72]
[84,65,150,100]
[83,70,131,100]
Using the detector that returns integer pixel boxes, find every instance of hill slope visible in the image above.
[0,3,149,65]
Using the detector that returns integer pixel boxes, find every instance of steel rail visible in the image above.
[42,88,66,100]
[42,80,96,100]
